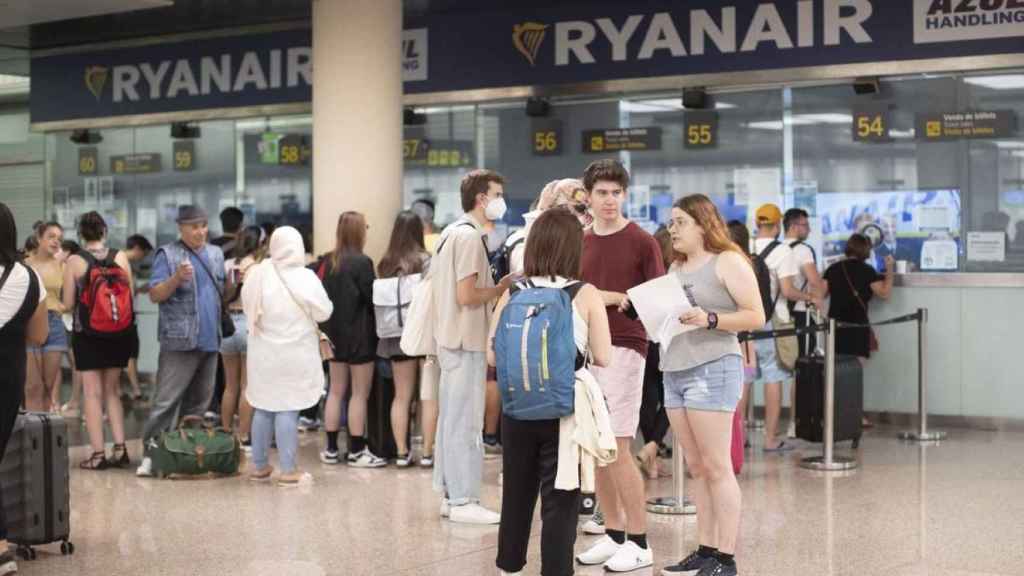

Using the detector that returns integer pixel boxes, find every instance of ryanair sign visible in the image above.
[512,1,875,68]
[31,28,428,125]
[83,48,313,104]
[401,0,1023,94]
[30,1,1023,124]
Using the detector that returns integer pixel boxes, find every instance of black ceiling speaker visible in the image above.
[682,88,709,109]
[171,122,201,139]
[853,78,880,95]
[70,129,102,144]
[403,108,427,126]
[525,97,551,117]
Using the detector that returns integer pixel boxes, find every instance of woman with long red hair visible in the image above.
[658,195,764,576]
[319,211,386,468]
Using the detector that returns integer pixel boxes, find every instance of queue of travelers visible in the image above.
[0,155,895,576]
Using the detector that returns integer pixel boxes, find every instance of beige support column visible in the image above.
[313,0,403,260]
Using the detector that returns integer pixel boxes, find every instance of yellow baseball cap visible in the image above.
[755,203,782,225]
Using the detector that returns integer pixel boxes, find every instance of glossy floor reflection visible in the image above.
[15,424,1024,576]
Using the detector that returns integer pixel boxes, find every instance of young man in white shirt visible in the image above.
[432,170,514,525]
[753,204,816,452]
[783,208,824,437]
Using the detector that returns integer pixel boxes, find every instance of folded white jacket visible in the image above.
[556,368,618,492]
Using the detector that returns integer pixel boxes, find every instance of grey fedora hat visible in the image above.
[175,205,208,224]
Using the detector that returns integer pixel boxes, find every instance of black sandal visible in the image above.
[111,444,131,468]
[79,451,109,470]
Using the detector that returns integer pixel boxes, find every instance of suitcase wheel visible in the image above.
[61,541,75,555]
[17,546,35,561]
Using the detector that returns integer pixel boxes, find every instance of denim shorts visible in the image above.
[754,321,793,384]
[27,311,69,353]
[664,355,743,412]
[219,311,248,355]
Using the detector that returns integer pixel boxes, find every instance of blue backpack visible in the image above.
[494,280,585,420]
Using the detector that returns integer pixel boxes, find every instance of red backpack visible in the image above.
[77,250,134,336]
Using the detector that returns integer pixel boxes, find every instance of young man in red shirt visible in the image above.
[575,159,665,573]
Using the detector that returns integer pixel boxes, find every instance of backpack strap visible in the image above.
[505,236,525,253]
[789,239,817,263]
[0,262,16,294]
[562,281,584,300]
[759,240,781,260]
[435,221,479,256]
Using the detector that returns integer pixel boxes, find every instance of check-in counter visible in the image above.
[864,273,1024,424]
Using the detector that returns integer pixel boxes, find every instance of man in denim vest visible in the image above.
[137,205,225,477]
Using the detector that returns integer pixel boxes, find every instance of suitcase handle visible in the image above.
[178,415,208,429]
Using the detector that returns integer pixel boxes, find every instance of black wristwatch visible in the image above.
[706,312,719,330]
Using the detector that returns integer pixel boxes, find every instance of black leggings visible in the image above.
[497,415,580,576]
[639,343,670,447]
[0,379,22,541]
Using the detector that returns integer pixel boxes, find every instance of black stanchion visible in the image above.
[800,318,858,472]
[646,444,697,515]
[899,308,947,443]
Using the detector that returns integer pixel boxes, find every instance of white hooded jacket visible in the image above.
[242,226,333,412]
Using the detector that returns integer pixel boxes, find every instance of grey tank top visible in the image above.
[659,255,742,372]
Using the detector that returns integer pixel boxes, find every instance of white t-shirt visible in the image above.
[787,240,816,313]
[0,263,46,329]
[507,230,528,277]
[754,238,797,323]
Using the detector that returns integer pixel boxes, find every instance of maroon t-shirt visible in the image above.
[582,221,666,356]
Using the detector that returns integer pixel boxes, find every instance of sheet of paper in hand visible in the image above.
[627,274,698,345]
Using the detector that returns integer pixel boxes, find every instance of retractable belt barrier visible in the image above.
[737,310,923,343]
[651,307,941,505]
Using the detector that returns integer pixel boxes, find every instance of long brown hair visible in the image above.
[378,210,426,278]
[330,211,367,272]
[653,225,674,270]
[523,209,583,279]
[673,194,748,264]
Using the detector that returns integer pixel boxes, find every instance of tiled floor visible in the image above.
[13,417,1024,576]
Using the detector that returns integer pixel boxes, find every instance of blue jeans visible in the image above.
[251,409,300,474]
[433,347,486,505]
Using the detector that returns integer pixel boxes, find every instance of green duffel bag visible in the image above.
[150,416,241,478]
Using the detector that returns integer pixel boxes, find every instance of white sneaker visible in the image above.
[604,540,653,572]
[135,457,153,478]
[787,421,797,439]
[448,503,501,525]
[319,450,340,465]
[440,498,451,518]
[582,508,606,535]
[347,448,387,468]
[576,535,621,565]
[498,570,521,575]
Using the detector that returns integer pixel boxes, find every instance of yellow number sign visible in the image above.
[174,150,192,170]
[857,115,885,138]
[281,145,300,164]
[534,131,558,152]
[687,124,712,145]
[79,156,96,174]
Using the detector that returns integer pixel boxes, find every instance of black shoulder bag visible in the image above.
[182,243,236,338]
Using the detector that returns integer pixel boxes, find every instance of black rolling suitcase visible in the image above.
[367,359,398,460]
[0,412,74,559]
[795,355,863,447]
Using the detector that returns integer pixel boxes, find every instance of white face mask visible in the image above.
[484,196,508,221]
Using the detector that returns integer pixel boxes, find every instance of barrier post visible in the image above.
[900,308,946,442]
[801,318,858,471]
[744,331,764,430]
[746,395,764,430]
[647,441,697,515]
